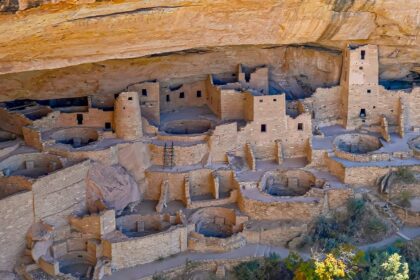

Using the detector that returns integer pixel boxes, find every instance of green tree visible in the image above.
[363,253,409,280]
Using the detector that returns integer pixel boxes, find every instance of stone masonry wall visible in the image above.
[0,191,33,271]
[104,226,188,270]
[32,160,90,227]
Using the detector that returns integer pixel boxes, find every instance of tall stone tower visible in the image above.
[114,91,143,140]
[340,45,379,129]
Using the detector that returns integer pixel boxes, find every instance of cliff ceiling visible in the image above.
[0,0,418,101]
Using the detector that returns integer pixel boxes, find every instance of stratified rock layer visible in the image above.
[0,0,417,76]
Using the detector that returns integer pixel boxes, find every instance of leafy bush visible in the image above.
[233,253,293,280]
[395,190,412,208]
[395,168,416,184]
[364,217,387,240]
[308,216,349,251]
[361,252,409,280]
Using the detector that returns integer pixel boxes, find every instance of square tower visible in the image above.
[340,45,380,129]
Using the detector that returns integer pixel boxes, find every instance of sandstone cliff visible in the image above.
[0,0,418,100]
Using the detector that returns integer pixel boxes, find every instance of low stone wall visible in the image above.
[149,142,209,166]
[157,132,208,143]
[334,148,391,162]
[188,190,238,209]
[45,144,120,165]
[188,231,246,252]
[238,191,323,222]
[242,220,307,247]
[391,206,420,227]
[103,225,188,270]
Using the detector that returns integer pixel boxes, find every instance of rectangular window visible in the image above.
[142,89,148,96]
[179,92,185,98]
[361,50,366,60]
[105,122,111,130]
[76,114,83,125]
[196,90,202,98]
[261,124,267,132]
[298,123,303,130]
[128,97,133,101]
[360,108,366,118]
[166,95,170,102]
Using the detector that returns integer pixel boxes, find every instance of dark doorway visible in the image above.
[361,50,366,60]
[359,109,366,118]
[77,114,84,125]
[261,124,267,132]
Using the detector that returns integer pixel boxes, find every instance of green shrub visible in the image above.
[310,216,349,251]
[395,191,412,208]
[233,254,293,280]
[395,168,416,184]
[364,217,387,239]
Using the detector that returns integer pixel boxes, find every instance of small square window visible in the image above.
[298,123,303,131]
[196,90,202,98]
[373,106,376,109]
[179,92,185,98]
[367,89,371,93]
[261,124,267,132]
[142,89,148,96]
[259,99,263,103]
[166,95,170,102]
[359,66,363,70]
[273,99,277,102]
[128,97,133,101]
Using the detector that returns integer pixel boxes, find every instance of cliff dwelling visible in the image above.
[0,1,419,280]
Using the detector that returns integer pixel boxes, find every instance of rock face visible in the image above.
[0,45,342,101]
[86,163,141,213]
[0,0,417,89]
